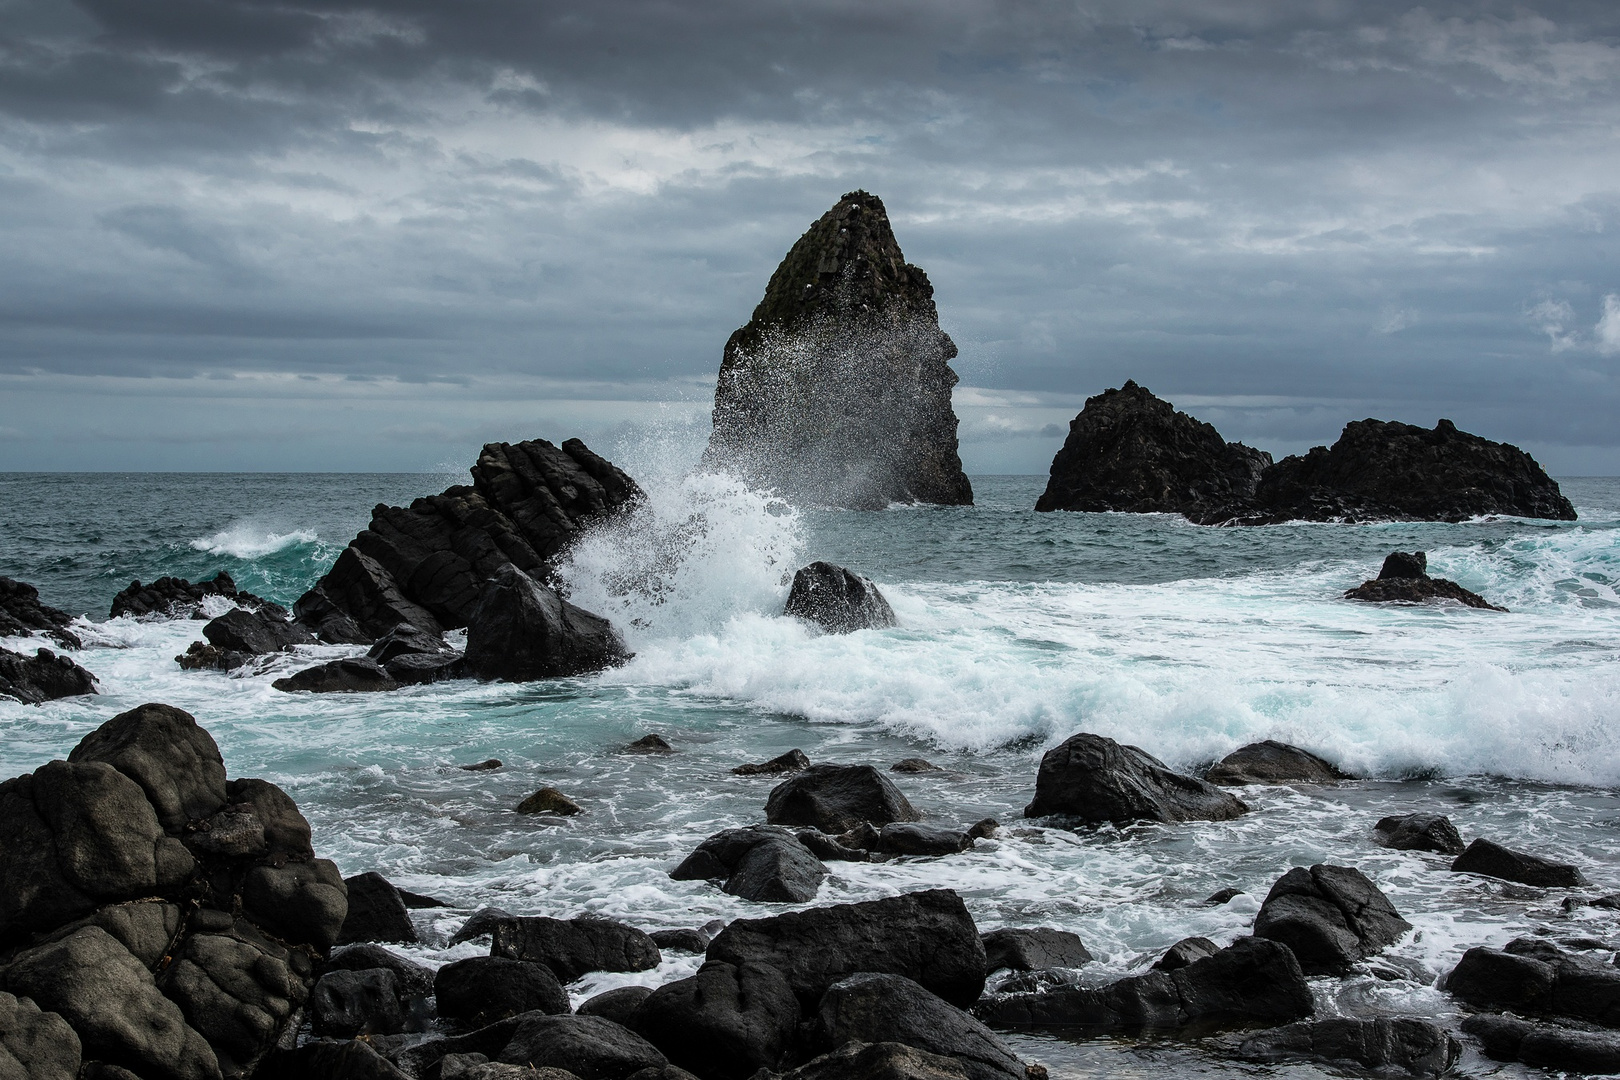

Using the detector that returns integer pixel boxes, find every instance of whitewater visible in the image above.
[2,467,1618,1078]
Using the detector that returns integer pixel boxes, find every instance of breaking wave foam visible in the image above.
[189,523,319,560]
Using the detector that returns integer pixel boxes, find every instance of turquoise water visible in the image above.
[3,467,1619,1078]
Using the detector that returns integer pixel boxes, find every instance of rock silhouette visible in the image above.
[703,191,972,510]
[1344,550,1506,610]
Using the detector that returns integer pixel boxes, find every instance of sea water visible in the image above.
[3,468,1619,1078]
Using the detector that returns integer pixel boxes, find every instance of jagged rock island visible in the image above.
[1037,382,1575,524]
[702,191,973,510]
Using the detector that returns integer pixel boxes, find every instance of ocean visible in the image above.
[3,465,1619,1078]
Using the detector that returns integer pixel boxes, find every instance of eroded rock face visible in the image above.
[1023,733,1248,825]
[1206,741,1349,786]
[980,929,1092,974]
[294,438,640,643]
[1252,864,1411,974]
[764,764,921,834]
[1035,382,1271,515]
[0,989,82,1080]
[783,562,897,634]
[702,191,972,510]
[462,566,627,682]
[0,647,98,704]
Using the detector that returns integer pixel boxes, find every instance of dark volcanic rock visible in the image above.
[783,562,897,633]
[1035,381,1271,516]
[309,968,406,1038]
[366,623,450,664]
[497,1013,667,1079]
[203,607,314,655]
[1152,937,1220,972]
[629,961,800,1080]
[981,928,1093,973]
[1462,1013,1620,1073]
[110,572,282,622]
[272,658,400,694]
[490,915,661,982]
[794,829,872,863]
[295,437,641,643]
[1451,838,1586,887]
[326,944,434,997]
[732,749,810,776]
[1344,550,1505,610]
[626,734,673,753]
[764,764,921,833]
[1023,733,1248,824]
[175,641,249,672]
[892,758,941,773]
[0,576,81,647]
[819,973,1024,1080]
[337,872,416,945]
[68,702,226,830]
[878,822,972,857]
[1252,864,1411,974]
[647,929,710,954]
[705,889,987,1008]
[435,957,570,1027]
[1374,813,1466,855]
[976,936,1311,1033]
[1237,1017,1461,1076]
[1218,417,1576,524]
[1448,937,1620,1026]
[1205,741,1349,786]
[580,986,655,1028]
[0,989,82,1080]
[463,566,627,681]
[702,191,972,510]
[258,1038,408,1080]
[449,906,516,946]
[781,1041,972,1080]
[516,787,582,815]
[0,646,98,703]
[669,826,827,903]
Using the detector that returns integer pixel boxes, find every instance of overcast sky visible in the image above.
[2,0,1618,475]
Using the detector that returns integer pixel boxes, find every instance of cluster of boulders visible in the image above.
[111,571,282,621]
[0,577,99,704]
[1036,382,1575,524]
[1345,551,1506,611]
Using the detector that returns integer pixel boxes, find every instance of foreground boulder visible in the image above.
[977,936,1311,1032]
[765,764,920,833]
[1253,864,1411,974]
[1374,813,1466,855]
[783,562,897,633]
[1447,937,1620,1025]
[1153,937,1220,972]
[497,1013,667,1076]
[1451,838,1586,887]
[1035,381,1271,515]
[1205,741,1349,786]
[490,915,661,981]
[0,703,347,1079]
[463,566,627,681]
[1023,733,1247,824]
[337,872,416,945]
[0,646,97,703]
[294,437,641,644]
[706,889,987,1008]
[819,973,1025,1080]
[1237,1017,1461,1076]
[981,929,1092,973]
[111,572,280,620]
[780,1041,972,1080]
[629,961,800,1080]
[0,576,81,647]
[0,989,82,1079]
[1463,1013,1620,1074]
[272,658,400,694]
[436,957,570,1027]
[1345,551,1505,610]
[669,826,827,903]
[701,190,972,510]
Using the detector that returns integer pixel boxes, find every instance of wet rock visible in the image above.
[439,1059,581,1080]
[366,623,450,664]
[1449,938,1620,1026]
[629,961,800,1080]
[497,1014,667,1078]
[203,608,312,657]
[765,764,920,833]
[0,989,83,1080]
[783,563,897,633]
[461,760,503,772]
[308,969,405,1039]
[1205,741,1349,786]
[1035,381,1271,516]
[1022,733,1248,824]
[110,572,279,621]
[1205,888,1244,905]
[1374,813,1466,855]
[1,577,81,648]
[626,735,673,753]
[272,658,399,694]
[891,758,941,773]
[69,702,227,832]
[464,566,628,681]
[294,547,441,646]
[326,944,434,997]
[384,651,467,685]
[176,642,250,672]
[227,778,314,862]
[706,889,986,1008]
[399,889,448,909]
[967,818,999,840]
[647,929,710,954]
[723,836,827,903]
[702,190,972,510]
[258,1038,409,1080]
[435,957,570,1027]
[1252,864,1411,974]
[780,1041,971,1080]
[794,829,872,863]
[1462,1013,1620,1073]
[337,873,417,945]
[732,749,810,776]
[163,924,314,1075]
[878,823,973,857]
[1344,552,1506,610]
[976,936,1311,1033]
[490,915,661,982]
[1237,1017,1461,1076]
[1451,838,1586,887]
[579,987,655,1028]
[981,929,1092,974]
[240,859,349,950]
[820,973,1024,1080]
[0,646,98,704]
[1152,937,1219,972]
[1381,551,1429,579]
[449,907,517,946]
[517,787,582,816]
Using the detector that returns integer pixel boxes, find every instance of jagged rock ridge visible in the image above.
[294,438,640,644]
[703,191,973,510]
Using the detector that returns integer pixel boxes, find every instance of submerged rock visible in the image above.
[1237,1017,1461,1076]
[702,191,972,510]
[764,764,921,833]
[272,658,400,694]
[463,566,627,681]
[1374,813,1466,855]
[1451,838,1586,887]
[1205,741,1349,786]
[0,645,98,703]
[516,787,582,816]
[175,641,249,672]
[110,571,280,621]
[1252,864,1411,974]
[1035,381,1271,516]
[783,562,897,633]
[732,749,811,776]
[670,825,827,903]
[626,734,673,753]
[1023,733,1248,824]
[0,576,82,647]
[892,758,942,773]
[1345,550,1506,610]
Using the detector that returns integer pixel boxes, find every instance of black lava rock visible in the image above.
[1152,937,1219,972]
[1448,937,1620,1026]
[0,576,81,647]
[778,1041,973,1080]
[309,968,406,1038]
[1252,864,1412,974]
[337,873,417,945]
[435,957,570,1027]
[578,986,654,1028]
[878,823,973,857]
[1023,733,1248,824]
[765,764,921,833]
[732,749,811,776]
[818,973,1025,1080]
[1373,813,1466,855]
[463,565,628,681]
[980,929,1092,973]
[783,562,897,633]
[1451,838,1587,887]
[647,929,710,953]
[203,607,314,655]
[1344,552,1506,610]
[670,825,828,903]
[1237,1017,1461,1076]
[273,658,400,694]
[490,915,661,982]
[0,646,98,704]
[496,1013,667,1078]
[326,944,434,997]
[630,961,801,1080]
[1462,1013,1620,1073]
[1205,741,1349,786]
[110,571,281,621]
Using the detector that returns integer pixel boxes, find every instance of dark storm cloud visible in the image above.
[1,0,1619,470]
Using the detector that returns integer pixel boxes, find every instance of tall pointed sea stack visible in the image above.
[703,191,972,509]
